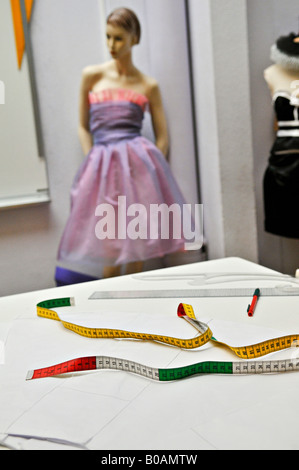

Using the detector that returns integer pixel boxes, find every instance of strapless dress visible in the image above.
[56,88,190,283]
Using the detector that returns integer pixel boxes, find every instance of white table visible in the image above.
[0,257,299,450]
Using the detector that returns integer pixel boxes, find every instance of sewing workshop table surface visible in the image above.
[0,257,299,450]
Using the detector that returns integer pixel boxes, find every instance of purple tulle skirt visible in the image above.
[57,89,188,277]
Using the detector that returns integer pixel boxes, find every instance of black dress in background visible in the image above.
[263,91,299,238]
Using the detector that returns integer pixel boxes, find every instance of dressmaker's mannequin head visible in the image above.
[270,33,299,71]
[264,32,299,95]
[106,8,141,51]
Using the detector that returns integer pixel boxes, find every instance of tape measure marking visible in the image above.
[26,355,299,381]
[35,298,299,361]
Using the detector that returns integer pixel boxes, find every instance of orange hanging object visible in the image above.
[10,0,34,69]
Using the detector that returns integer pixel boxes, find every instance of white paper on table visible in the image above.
[206,318,292,347]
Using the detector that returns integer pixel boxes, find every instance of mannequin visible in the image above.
[263,32,299,239]
[264,32,299,96]
[55,8,190,285]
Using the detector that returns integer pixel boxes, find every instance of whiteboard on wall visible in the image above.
[0,0,49,209]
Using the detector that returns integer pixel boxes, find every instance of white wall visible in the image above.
[188,0,259,263]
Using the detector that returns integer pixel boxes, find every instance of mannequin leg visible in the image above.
[103,265,122,278]
[125,261,143,275]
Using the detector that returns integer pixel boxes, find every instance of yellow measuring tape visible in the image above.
[36,297,299,360]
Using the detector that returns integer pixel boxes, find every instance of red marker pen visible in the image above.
[247,288,260,317]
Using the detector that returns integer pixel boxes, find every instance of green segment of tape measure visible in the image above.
[158,361,233,381]
[37,297,74,311]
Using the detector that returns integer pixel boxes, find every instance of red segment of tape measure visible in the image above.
[177,303,187,317]
[30,356,97,379]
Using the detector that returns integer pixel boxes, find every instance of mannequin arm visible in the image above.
[148,82,169,158]
[264,66,274,95]
[78,68,94,155]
